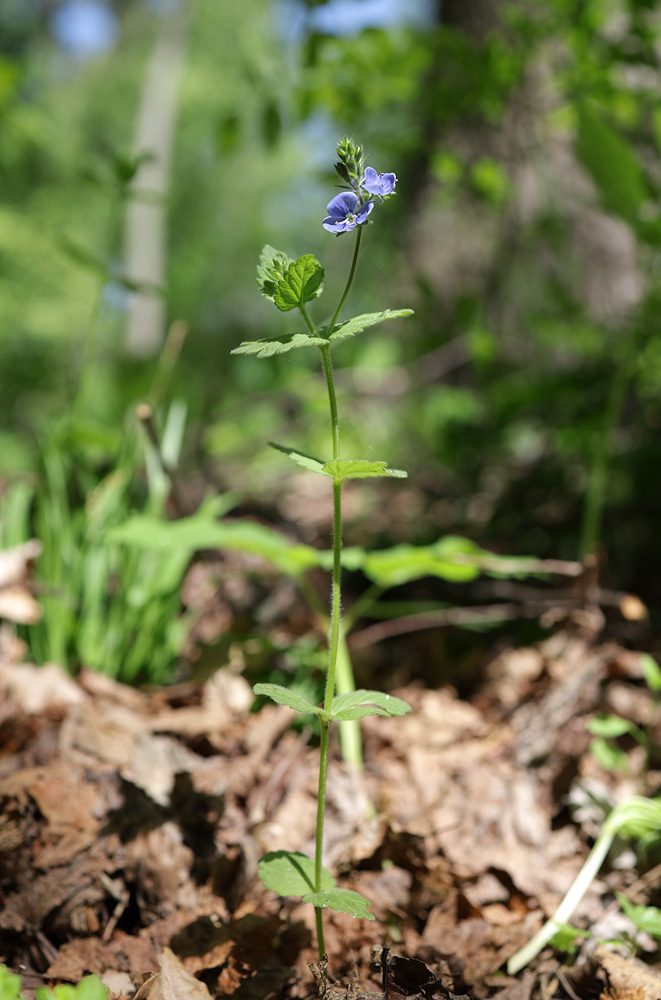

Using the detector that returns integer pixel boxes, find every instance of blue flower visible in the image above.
[362,167,397,197]
[322,192,374,233]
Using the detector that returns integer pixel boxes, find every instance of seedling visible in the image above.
[232,138,414,954]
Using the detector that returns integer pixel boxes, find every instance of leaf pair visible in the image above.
[258,851,374,920]
[253,683,410,723]
[232,308,414,358]
[271,443,406,482]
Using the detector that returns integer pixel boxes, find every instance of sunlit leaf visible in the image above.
[302,888,375,920]
[256,244,293,302]
[587,715,634,738]
[641,653,661,694]
[270,442,326,474]
[325,308,414,341]
[230,332,329,358]
[274,254,324,311]
[589,737,629,772]
[253,682,321,715]
[330,689,411,721]
[258,851,334,896]
[322,459,407,482]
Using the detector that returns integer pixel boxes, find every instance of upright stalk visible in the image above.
[305,229,363,956]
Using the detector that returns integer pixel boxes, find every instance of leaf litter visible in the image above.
[0,631,660,1000]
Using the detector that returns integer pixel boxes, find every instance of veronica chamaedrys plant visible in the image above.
[231,138,413,955]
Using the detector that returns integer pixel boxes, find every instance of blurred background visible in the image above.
[1,0,661,683]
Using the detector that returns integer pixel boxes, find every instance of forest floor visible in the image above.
[1,629,661,1000]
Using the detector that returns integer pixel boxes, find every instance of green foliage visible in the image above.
[253,683,411,723]
[36,978,107,1000]
[548,923,591,956]
[0,966,24,1000]
[616,893,661,939]
[258,851,333,895]
[257,852,374,919]
[3,406,204,683]
[0,968,107,1000]
[575,102,648,228]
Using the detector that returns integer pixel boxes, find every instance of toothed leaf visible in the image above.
[322,459,407,482]
[274,254,324,311]
[325,308,414,341]
[231,332,329,358]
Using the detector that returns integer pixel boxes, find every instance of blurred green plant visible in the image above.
[0,400,226,684]
[588,653,661,774]
[0,966,107,1000]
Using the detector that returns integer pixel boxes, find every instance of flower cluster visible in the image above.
[323,137,397,234]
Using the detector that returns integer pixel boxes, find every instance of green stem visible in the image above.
[308,226,364,957]
[327,226,363,339]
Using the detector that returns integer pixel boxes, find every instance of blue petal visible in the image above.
[362,167,397,196]
[355,200,374,223]
[323,216,355,232]
[326,191,359,217]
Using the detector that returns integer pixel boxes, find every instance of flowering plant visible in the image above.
[232,137,413,956]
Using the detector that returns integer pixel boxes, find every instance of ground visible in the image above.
[1,630,660,1000]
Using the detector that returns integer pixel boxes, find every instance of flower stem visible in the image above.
[327,226,363,339]
[307,229,364,957]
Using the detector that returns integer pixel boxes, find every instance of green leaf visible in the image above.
[256,245,294,302]
[331,689,411,721]
[575,103,648,227]
[0,966,25,1000]
[325,309,414,341]
[302,888,375,920]
[274,254,324,312]
[109,506,322,578]
[269,442,326,474]
[548,923,591,955]
[322,459,407,482]
[258,851,334,896]
[362,535,484,588]
[35,978,107,1000]
[253,683,320,715]
[231,332,329,358]
[641,653,661,694]
[587,715,635,738]
[589,737,629,773]
[617,893,661,938]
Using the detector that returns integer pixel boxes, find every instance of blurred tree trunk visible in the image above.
[124,0,191,358]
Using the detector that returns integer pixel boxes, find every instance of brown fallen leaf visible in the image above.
[133,948,212,1000]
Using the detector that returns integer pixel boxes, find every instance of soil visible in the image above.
[1,630,661,1000]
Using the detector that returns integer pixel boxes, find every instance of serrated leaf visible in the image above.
[258,851,335,896]
[302,888,375,920]
[274,254,324,311]
[322,459,407,482]
[231,332,329,358]
[256,244,293,302]
[270,442,326,474]
[253,683,319,714]
[325,308,414,341]
[587,715,634,738]
[331,689,411,722]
